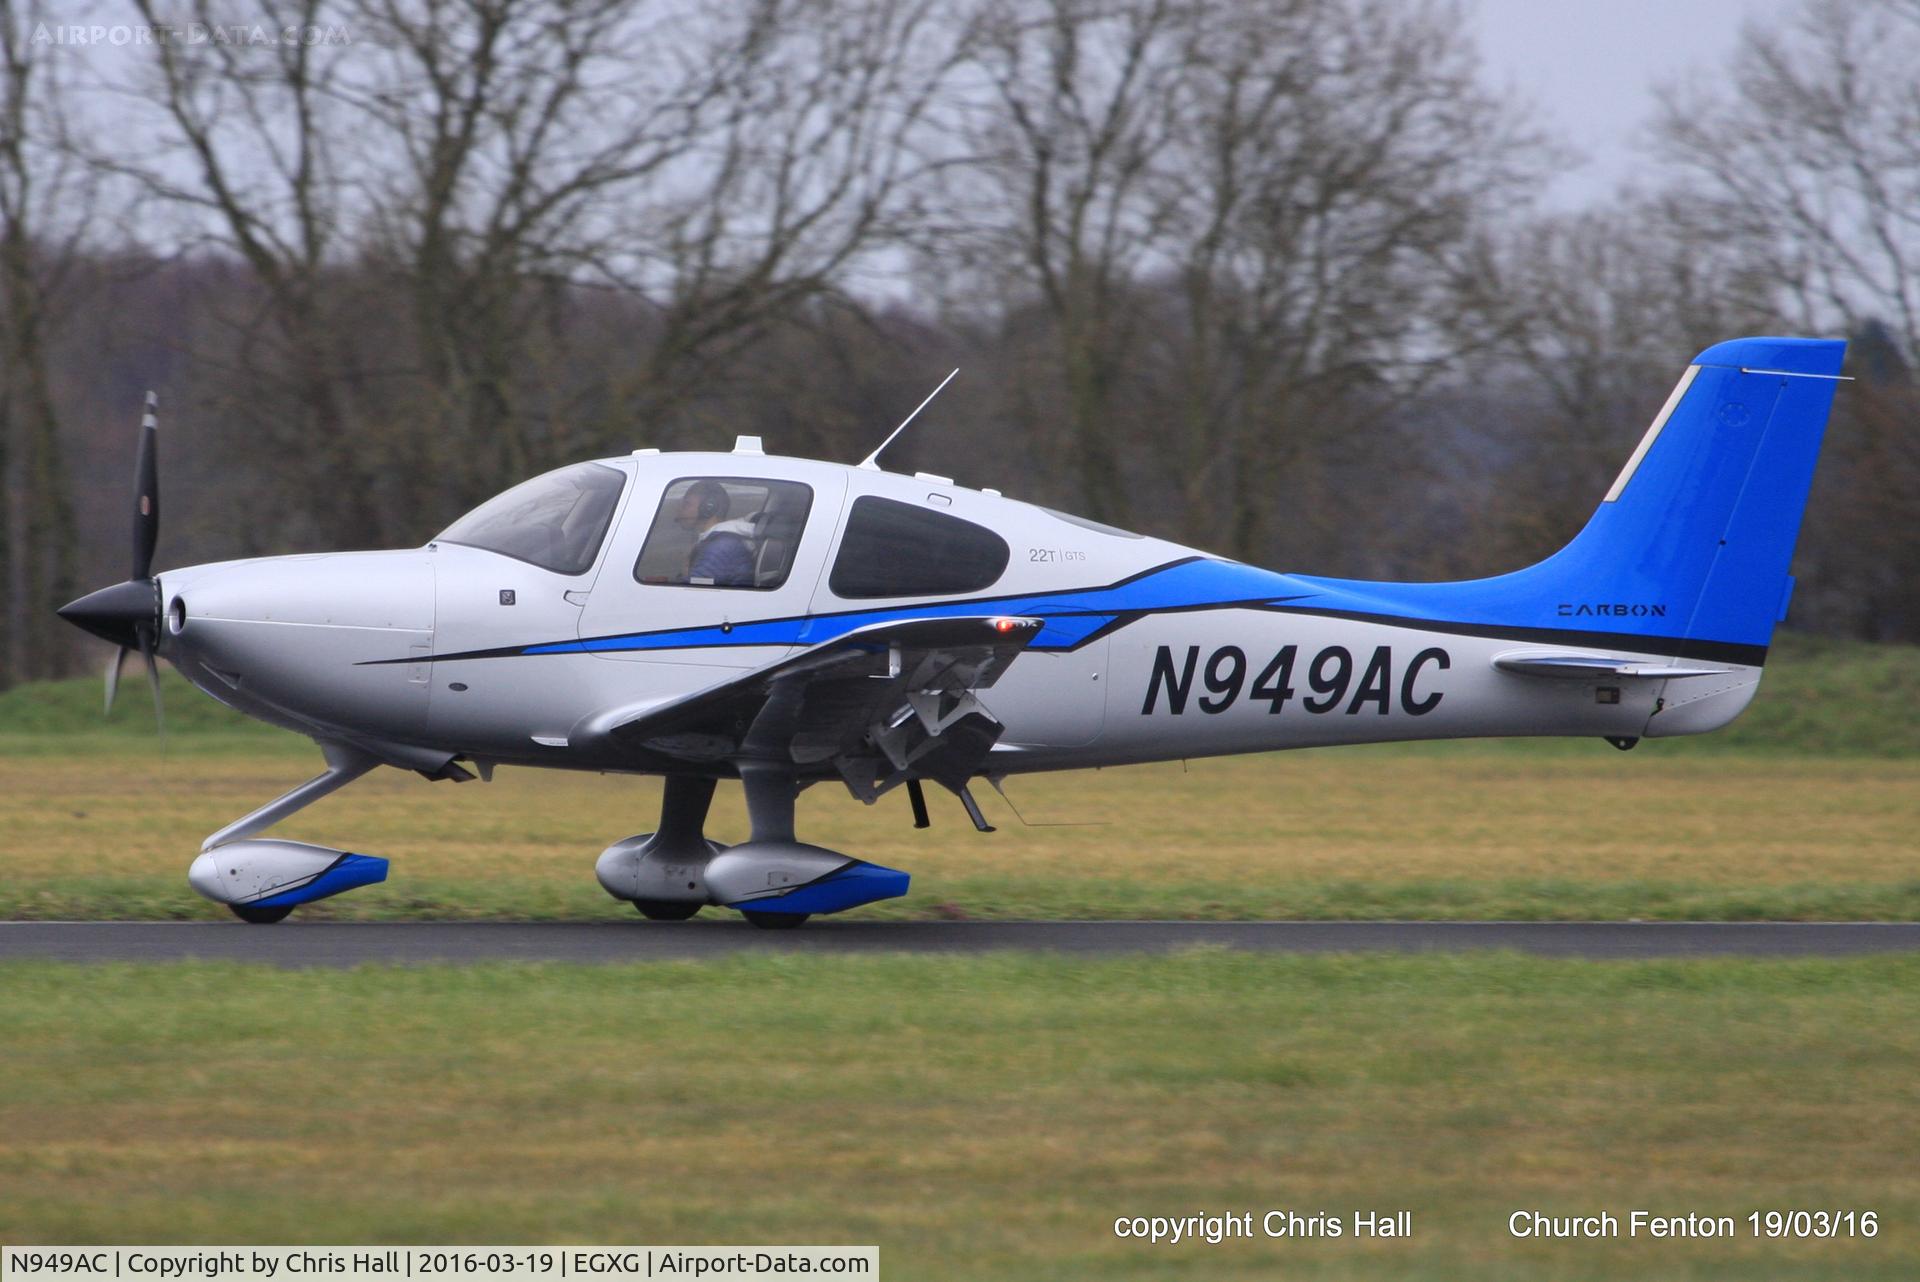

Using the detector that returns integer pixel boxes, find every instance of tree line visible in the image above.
[3,0,1917,687]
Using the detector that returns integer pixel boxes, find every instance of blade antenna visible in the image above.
[986,776,1107,828]
[858,369,958,471]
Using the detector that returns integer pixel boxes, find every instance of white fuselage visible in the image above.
[153,449,1756,781]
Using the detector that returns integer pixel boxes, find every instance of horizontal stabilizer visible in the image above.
[1492,652,1732,680]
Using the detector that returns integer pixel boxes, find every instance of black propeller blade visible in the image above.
[57,390,166,731]
[138,626,165,737]
[133,390,159,581]
[98,627,165,735]
[105,646,122,715]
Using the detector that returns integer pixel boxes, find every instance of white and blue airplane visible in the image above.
[59,336,1847,926]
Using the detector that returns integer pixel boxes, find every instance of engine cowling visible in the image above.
[188,838,388,909]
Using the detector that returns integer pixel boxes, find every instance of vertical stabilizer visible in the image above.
[1291,336,1847,665]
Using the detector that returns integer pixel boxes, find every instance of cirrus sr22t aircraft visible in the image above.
[60,337,1846,927]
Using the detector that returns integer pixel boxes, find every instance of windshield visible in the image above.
[437,462,626,575]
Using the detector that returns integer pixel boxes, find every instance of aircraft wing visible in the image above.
[1492,651,1733,680]
[570,615,1045,796]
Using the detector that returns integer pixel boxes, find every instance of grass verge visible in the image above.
[1,748,1913,921]
[1,951,1915,1279]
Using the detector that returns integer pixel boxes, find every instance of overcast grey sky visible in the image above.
[1469,0,1801,208]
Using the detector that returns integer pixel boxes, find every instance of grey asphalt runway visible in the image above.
[2,920,1918,966]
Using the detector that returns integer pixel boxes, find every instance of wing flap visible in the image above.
[571,616,1044,781]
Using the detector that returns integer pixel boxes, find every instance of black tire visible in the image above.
[742,910,810,930]
[229,903,293,925]
[634,899,702,921]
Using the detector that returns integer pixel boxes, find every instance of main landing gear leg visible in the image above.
[594,775,724,919]
[732,764,808,930]
[187,742,390,923]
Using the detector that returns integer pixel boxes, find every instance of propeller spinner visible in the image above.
[57,391,166,729]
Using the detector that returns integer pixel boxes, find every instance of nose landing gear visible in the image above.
[188,742,390,923]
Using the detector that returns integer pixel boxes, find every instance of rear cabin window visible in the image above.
[828,496,1010,598]
[634,477,814,590]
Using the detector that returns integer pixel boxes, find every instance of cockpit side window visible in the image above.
[634,477,815,590]
[828,496,1010,598]
[436,462,626,576]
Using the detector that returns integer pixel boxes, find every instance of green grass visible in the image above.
[7,640,1913,1279]
[0,669,286,743]
[4,747,1915,922]
[1,952,1916,1278]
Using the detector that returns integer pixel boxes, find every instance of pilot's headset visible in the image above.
[687,480,730,524]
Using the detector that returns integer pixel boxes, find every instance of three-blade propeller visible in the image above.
[57,391,166,732]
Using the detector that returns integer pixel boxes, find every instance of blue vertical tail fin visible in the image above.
[1293,336,1848,664]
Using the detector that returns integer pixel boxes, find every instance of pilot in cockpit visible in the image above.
[676,480,757,587]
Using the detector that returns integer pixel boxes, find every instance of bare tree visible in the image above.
[946,0,1545,553]
[585,0,961,450]
[0,0,20,684]
[345,0,713,509]
[948,0,1187,524]
[1143,0,1542,561]
[1450,198,1785,572]
[1,0,87,682]
[1655,0,1920,361]
[104,0,389,548]
[1794,324,1920,640]
[98,0,958,544]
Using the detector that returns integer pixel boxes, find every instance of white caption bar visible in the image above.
[2,1249,878,1282]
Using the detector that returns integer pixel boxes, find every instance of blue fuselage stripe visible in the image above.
[409,557,1765,667]
[523,558,1292,656]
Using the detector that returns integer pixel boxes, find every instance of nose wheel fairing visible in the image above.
[188,840,389,910]
[186,743,396,919]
